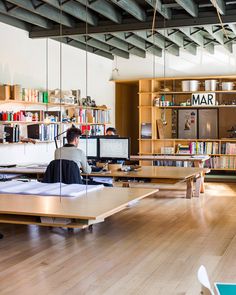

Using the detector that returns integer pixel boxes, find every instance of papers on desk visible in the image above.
[0,181,103,198]
[0,174,22,181]
[92,177,113,185]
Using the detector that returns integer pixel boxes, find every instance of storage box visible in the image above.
[0,85,10,100]
[11,84,22,100]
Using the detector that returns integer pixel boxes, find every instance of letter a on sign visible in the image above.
[191,93,216,106]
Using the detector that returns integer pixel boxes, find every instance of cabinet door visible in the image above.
[198,109,218,139]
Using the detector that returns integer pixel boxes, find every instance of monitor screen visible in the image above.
[99,138,130,160]
[79,137,98,158]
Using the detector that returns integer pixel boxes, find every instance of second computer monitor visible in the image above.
[79,137,98,159]
[99,137,130,160]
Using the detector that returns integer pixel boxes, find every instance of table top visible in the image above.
[130,155,210,162]
[88,166,208,180]
[0,187,158,220]
[0,165,208,180]
[0,166,46,174]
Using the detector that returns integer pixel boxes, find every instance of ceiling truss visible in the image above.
[0,0,235,60]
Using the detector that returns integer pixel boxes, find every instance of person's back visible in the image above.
[54,127,91,174]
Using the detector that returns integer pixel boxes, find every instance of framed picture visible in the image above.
[178,109,197,139]
[198,109,218,139]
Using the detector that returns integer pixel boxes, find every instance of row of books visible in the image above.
[177,142,236,155]
[189,142,220,154]
[204,156,236,169]
[222,143,236,154]
[77,109,111,124]
[2,125,20,143]
[27,124,59,141]
[60,124,105,136]
[0,110,61,122]
[153,160,193,167]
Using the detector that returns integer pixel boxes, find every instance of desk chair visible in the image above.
[42,159,82,184]
[197,265,215,295]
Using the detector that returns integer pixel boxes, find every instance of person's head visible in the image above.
[106,127,117,136]
[66,127,81,146]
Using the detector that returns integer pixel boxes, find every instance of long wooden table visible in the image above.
[0,165,209,199]
[0,187,158,229]
[130,155,210,167]
[87,166,209,199]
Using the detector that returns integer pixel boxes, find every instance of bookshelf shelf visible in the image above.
[0,100,110,110]
[139,90,236,95]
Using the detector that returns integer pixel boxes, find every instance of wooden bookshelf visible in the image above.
[115,75,236,171]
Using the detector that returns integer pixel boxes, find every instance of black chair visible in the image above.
[42,159,82,184]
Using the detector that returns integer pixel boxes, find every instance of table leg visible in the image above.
[194,161,205,194]
[200,172,205,193]
[186,178,193,199]
[195,176,201,197]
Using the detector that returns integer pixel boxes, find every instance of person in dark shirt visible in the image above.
[106,127,117,136]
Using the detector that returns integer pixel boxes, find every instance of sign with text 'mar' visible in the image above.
[191,93,216,106]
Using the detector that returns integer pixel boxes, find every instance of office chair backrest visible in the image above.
[42,159,82,184]
[197,265,215,295]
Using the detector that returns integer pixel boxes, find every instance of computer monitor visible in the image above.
[98,137,130,160]
[79,137,98,159]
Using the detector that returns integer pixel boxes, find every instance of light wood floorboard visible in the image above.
[0,183,236,295]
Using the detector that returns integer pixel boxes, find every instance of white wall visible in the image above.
[112,45,236,80]
[0,22,114,165]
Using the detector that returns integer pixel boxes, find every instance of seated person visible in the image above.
[55,127,112,186]
[106,127,117,136]
[55,127,91,174]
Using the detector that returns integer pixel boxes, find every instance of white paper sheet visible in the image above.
[0,181,103,198]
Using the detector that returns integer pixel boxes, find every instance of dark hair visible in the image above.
[66,127,81,143]
[106,127,117,134]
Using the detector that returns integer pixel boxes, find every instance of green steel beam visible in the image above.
[75,0,122,23]
[135,30,179,56]
[112,32,162,57]
[210,0,225,15]
[204,25,233,52]
[91,34,146,57]
[175,0,198,17]
[0,11,31,31]
[42,0,98,26]
[145,0,172,20]
[158,29,197,55]
[110,0,146,22]
[52,37,114,60]
[228,23,236,36]
[7,0,74,27]
[180,27,215,54]
[71,35,129,58]
[0,0,52,28]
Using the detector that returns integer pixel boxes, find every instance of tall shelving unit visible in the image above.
[115,75,236,171]
[138,75,236,170]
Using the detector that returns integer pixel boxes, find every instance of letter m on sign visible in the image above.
[191,94,200,105]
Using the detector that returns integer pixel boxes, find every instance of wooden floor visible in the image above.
[0,183,236,295]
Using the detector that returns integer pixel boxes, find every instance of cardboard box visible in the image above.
[10,84,22,101]
[0,85,10,100]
